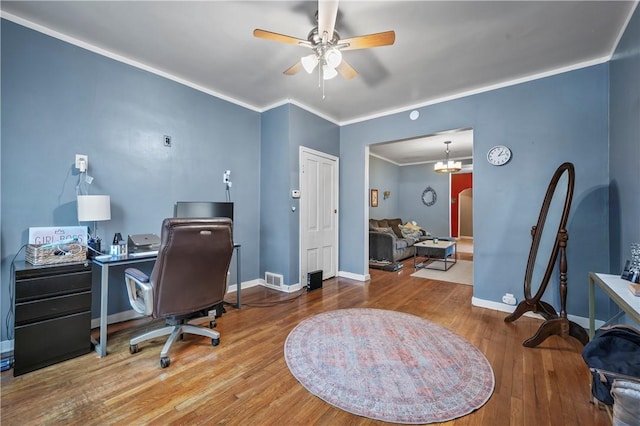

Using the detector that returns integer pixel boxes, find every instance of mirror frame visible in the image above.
[505,162,589,347]
[524,162,574,302]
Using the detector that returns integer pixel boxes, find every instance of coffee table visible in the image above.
[413,240,457,271]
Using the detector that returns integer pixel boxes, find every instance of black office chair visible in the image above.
[124,218,233,368]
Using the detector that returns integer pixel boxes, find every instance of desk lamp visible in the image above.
[77,195,111,255]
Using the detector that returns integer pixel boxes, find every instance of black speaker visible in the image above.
[307,270,323,292]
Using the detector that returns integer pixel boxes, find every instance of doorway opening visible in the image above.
[366,128,474,272]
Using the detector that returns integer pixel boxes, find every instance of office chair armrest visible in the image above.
[124,268,154,316]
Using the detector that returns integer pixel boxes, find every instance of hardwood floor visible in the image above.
[1,252,609,425]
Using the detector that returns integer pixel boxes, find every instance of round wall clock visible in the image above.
[421,186,437,206]
[487,145,512,166]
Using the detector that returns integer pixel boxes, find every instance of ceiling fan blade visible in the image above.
[336,59,357,80]
[283,61,303,76]
[339,31,396,51]
[253,29,307,46]
[318,0,339,39]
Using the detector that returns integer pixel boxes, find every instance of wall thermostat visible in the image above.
[291,190,301,199]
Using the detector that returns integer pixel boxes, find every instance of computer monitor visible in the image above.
[174,201,233,222]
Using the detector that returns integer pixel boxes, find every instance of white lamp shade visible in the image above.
[434,160,462,173]
[301,54,319,74]
[325,48,342,69]
[322,65,338,80]
[77,195,111,222]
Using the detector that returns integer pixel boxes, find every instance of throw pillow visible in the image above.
[404,221,421,230]
[386,218,404,238]
[399,224,422,240]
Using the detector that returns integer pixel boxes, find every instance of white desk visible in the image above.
[92,244,241,357]
[588,272,640,339]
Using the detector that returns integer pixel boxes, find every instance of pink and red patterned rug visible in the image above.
[284,308,494,424]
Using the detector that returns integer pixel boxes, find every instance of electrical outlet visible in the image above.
[163,135,172,147]
[75,154,88,171]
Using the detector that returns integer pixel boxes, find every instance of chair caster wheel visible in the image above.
[209,320,217,328]
[129,344,139,354]
[160,357,171,368]
[212,337,220,346]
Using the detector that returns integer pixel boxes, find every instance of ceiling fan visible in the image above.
[253,0,395,96]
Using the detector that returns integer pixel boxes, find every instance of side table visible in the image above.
[414,240,457,271]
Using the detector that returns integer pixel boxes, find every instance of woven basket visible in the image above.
[26,243,87,265]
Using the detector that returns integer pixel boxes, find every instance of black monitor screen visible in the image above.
[174,201,233,222]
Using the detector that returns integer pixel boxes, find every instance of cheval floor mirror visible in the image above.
[505,162,589,347]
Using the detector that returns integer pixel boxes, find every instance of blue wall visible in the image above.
[260,106,292,284]
[2,6,639,344]
[341,65,610,320]
[1,20,261,339]
[260,104,339,285]
[368,156,399,219]
[609,5,640,273]
[397,164,450,237]
[369,155,451,237]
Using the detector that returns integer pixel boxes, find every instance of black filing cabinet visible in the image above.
[13,261,92,376]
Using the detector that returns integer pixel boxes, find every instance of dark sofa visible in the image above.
[369,218,429,263]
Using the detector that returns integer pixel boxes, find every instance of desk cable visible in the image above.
[224,288,306,308]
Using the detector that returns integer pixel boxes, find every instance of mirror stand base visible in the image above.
[504,299,557,323]
[523,317,590,348]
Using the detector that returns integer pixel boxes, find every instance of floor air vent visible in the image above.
[265,272,283,288]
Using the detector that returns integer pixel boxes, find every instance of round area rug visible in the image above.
[284,308,495,424]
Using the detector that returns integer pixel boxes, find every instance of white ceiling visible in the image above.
[1,1,636,163]
[370,128,474,167]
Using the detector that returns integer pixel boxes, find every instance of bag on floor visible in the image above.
[581,325,640,405]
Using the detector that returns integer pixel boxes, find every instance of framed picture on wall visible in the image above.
[370,189,379,207]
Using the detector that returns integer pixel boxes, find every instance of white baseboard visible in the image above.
[338,270,369,281]
[3,291,605,358]
[471,297,604,329]
[229,279,261,294]
[90,309,145,329]
[259,279,303,293]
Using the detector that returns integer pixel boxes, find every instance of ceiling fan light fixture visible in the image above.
[301,54,319,74]
[434,141,462,173]
[325,48,342,69]
[322,65,338,80]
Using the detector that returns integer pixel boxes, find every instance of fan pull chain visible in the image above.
[319,63,326,100]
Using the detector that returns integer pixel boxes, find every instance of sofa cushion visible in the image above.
[386,218,404,238]
[395,238,409,250]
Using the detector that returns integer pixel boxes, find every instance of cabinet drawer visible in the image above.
[15,291,91,326]
[14,311,91,376]
[16,270,91,302]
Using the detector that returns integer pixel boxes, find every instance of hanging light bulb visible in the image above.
[301,54,319,74]
[322,65,338,80]
[324,48,342,69]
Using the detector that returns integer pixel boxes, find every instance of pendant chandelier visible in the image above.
[434,141,462,173]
